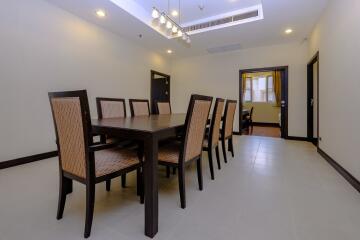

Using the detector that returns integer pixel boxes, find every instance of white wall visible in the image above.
[243,103,280,124]
[171,42,309,135]
[0,0,171,161]
[309,0,360,179]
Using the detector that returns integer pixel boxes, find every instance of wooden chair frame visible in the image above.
[202,98,225,180]
[49,90,143,238]
[158,94,213,209]
[129,99,150,117]
[220,100,237,163]
[96,97,129,188]
[154,100,172,115]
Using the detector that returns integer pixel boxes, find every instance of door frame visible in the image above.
[307,52,319,146]
[150,70,171,114]
[239,66,289,138]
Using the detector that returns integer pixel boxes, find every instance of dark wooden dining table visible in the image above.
[92,113,186,238]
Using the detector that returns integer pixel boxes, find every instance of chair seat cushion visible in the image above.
[158,142,181,164]
[95,148,140,177]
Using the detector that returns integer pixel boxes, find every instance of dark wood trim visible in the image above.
[233,131,241,135]
[151,70,171,114]
[286,136,310,141]
[318,148,360,193]
[252,122,280,127]
[151,70,170,78]
[307,51,320,146]
[239,66,288,138]
[0,151,58,169]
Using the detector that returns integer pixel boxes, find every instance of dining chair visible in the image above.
[242,107,254,134]
[220,100,237,163]
[129,99,150,117]
[96,97,129,188]
[158,94,213,209]
[49,90,143,238]
[96,97,126,143]
[155,100,172,115]
[202,98,225,180]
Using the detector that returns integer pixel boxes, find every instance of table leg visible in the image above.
[144,135,158,238]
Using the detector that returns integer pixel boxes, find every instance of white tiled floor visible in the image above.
[1,136,360,240]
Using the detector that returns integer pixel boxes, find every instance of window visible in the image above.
[243,75,276,103]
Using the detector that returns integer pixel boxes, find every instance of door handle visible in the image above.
[310,99,314,106]
[281,100,286,107]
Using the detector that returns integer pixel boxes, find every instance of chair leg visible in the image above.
[106,180,111,192]
[173,167,177,175]
[215,146,221,170]
[121,174,126,188]
[84,183,95,238]
[57,175,72,220]
[166,166,171,178]
[229,137,235,157]
[207,149,215,180]
[197,158,203,190]
[136,168,141,196]
[221,138,228,163]
[137,168,144,204]
[178,165,186,209]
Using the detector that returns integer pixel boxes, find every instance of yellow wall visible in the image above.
[244,102,280,124]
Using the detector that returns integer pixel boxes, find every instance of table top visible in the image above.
[92,113,186,133]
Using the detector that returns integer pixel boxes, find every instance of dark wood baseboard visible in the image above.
[318,148,360,193]
[0,151,58,169]
[286,136,310,141]
[252,122,280,128]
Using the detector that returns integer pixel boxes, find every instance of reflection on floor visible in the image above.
[245,126,281,138]
[1,136,360,240]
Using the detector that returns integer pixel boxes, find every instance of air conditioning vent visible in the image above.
[182,9,259,33]
[207,43,242,54]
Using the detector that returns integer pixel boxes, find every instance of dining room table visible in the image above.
[92,113,186,238]
[91,109,248,238]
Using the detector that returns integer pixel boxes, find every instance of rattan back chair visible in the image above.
[49,90,143,238]
[158,94,213,208]
[155,101,172,115]
[129,99,150,117]
[220,100,237,163]
[202,98,225,179]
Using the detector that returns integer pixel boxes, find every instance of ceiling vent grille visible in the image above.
[183,10,259,33]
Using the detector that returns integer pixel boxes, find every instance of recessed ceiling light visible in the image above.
[285,28,293,34]
[167,49,173,54]
[96,9,106,18]
[171,10,178,17]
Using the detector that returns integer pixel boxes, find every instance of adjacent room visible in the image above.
[1,0,360,240]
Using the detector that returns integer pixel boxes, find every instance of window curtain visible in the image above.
[242,73,247,101]
[273,71,282,106]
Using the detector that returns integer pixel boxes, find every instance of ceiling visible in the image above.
[132,0,262,24]
[45,0,328,59]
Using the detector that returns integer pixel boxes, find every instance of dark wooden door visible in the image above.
[151,70,170,114]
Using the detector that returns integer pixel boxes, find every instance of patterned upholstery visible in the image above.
[210,101,225,147]
[95,148,139,177]
[157,102,171,115]
[51,97,87,178]
[100,101,125,118]
[132,101,149,116]
[184,100,212,161]
[224,102,237,138]
[158,142,181,164]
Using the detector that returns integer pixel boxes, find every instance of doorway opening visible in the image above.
[307,52,319,146]
[239,66,288,138]
[150,70,170,114]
